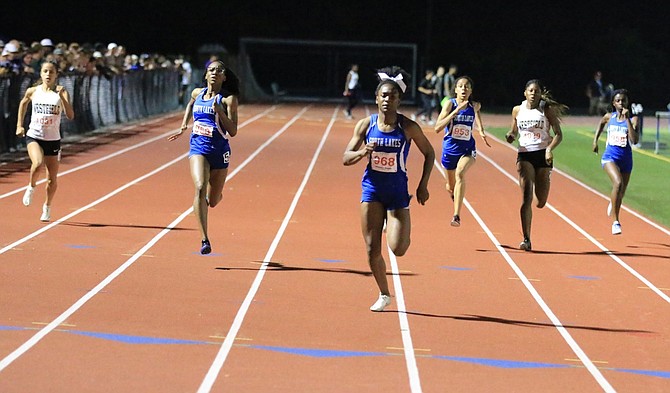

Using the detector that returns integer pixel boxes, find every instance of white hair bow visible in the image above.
[378,72,407,93]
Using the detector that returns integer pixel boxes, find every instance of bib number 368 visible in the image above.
[371,151,397,173]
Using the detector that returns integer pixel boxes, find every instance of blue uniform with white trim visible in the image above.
[360,114,411,210]
[601,112,633,173]
[441,99,476,170]
[189,89,231,169]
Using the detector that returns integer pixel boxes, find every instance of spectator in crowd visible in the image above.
[177,57,193,106]
[39,38,54,57]
[412,69,436,125]
[442,64,458,106]
[0,41,23,75]
[21,51,36,74]
[343,63,361,119]
[586,70,605,116]
[433,65,446,111]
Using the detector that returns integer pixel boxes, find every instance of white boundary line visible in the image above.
[1,108,278,200]
[434,162,615,392]
[387,250,422,393]
[197,106,333,393]
[0,105,297,372]
[478,151,670,304]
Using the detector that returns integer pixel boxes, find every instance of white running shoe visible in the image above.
[611,221,622,235]
[40,204,51,222]
[22,186,34,206]
[607,202,612,217]
[370,293,392,312]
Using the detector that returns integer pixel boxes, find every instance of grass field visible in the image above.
[486,118,670,229]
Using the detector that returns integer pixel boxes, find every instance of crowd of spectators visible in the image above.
[1,37,192,153]
[0,37,188,78]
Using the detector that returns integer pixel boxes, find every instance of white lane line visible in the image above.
[197,106,335,393]
[0,106,278,200]
[478,151,670,304]
[0,105,304,372]
[434,162,616,392]
[388,250,423,393]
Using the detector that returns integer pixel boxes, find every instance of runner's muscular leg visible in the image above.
[361,202,390,296]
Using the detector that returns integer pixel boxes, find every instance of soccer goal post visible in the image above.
[238,37,418,103]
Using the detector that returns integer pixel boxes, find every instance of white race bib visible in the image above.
[607,132,627,148]
[451,124,472,141]
[371,151,397,173]
[519,130,542,146]
[192,122,214,137]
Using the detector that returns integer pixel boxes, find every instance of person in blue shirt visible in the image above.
[434,76,490,227]
[592,89,639,235]
[343,66,435,312]
[168,60,239,254]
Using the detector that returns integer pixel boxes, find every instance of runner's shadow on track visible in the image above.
[399,312,655,334]
[495,245,669,260]
[63,221,193,231]
[216,261,417,277]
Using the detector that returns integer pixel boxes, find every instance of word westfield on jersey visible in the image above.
[517,119,546,129]
[32,103,61,115]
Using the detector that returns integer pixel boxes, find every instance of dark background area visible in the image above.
[3,0,669,112]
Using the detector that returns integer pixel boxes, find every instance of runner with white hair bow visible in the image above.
[377,72,407,93]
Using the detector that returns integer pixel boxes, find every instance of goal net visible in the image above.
[238,37,418,103]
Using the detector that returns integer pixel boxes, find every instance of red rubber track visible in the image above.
[0,104,668,392]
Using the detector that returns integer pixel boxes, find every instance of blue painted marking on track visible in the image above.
[68,330,206,345]
[440,266,473,271]
[568,275,600,280]
[613,368,670,379]
[433,355,572,369]
[65,244,96,249]
[191,252,224,257]
[2,325,669,379]
[0,325,26,331]
[250,345,386,358]
[316,258,345,263]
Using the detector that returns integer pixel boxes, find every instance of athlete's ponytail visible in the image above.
[526,79,568,120]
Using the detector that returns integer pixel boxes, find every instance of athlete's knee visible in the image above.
[390,238,410,256]
[209,194,223,208]
[31,158,44,169]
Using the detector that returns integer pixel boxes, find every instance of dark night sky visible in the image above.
[3,0,669,110]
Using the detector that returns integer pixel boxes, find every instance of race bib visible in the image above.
[607,132,627,147]
[519,130,542,146]
[371,151,397,173]
[192,122,214,137]
[451,124,472,141]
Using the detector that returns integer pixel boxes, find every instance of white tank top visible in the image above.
[26,86,63,141]
[515,100,551,152]
[347,71,359,90]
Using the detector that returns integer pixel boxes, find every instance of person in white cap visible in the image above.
[16,60,75,221]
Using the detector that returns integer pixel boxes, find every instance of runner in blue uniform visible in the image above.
[344,66,435,312]
[434,76,490,227]
[592,89,639,235]
[168,60,239,254]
